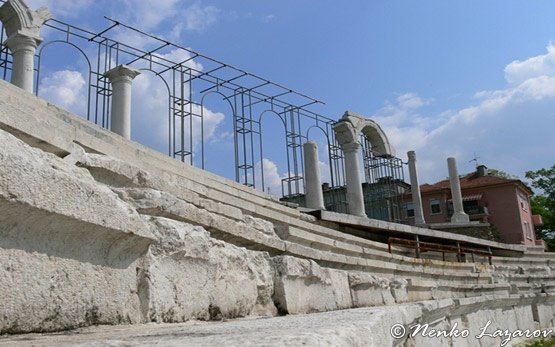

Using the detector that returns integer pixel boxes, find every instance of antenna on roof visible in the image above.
[469,152,480,168]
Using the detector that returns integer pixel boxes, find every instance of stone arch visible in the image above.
[360,120,395,157]
[333,110,395,157]
[331,110,396,216]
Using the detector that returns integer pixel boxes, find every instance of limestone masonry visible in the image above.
[0,0,554,345]
[0,77,554,346]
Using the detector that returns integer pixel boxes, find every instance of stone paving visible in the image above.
[0,308,388,347]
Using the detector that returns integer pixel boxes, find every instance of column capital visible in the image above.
[341,141,360,153]
[4,33,41,53]
[407,150,416,162]
[104,65,141,84]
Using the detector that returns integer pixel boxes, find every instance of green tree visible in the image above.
[526,165,555,251]
[488,168,519,179]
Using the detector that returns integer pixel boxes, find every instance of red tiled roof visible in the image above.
[420,172,532,194]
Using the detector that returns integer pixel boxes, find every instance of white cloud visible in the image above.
[257,158,282,196]
[120,0,179,31]
[373,45,555,184]
[131,72,225,155]
[168,3,220,39]
[504,44,555,85]
[253,158,303,197]
[262,14,275,23]
[27,0,93,18]
[39,69,87,116]
[182,2,220,31]
[373,93,435,160]
[154,48,204,73]
[108,1,220,49]
[116,0,219,41]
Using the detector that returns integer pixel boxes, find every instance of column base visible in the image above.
[451,213,470,224]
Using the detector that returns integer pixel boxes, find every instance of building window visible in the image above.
[520,198,528,212]
[518,192,529,212]
[524,221,532,240]
[405,202,414,218]
[430,198,441,214]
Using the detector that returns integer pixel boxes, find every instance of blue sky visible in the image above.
[21,0,555,194]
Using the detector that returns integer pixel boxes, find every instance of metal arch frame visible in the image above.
[0,13,341,195]
[258,109,286,194]
[35,40,93,120]
[199,90,236,171]
[0,7,408,215]
[135,67,172,155]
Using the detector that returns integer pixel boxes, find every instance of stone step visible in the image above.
[500,274,555,284]
[390,247,492,265]
[406,279,512,301]
[282,237,492,286]
[521,251,555,259]
[492,256,553,266]
[279,225,480,275]
[492,264,553,275]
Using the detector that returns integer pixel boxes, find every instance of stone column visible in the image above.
[5,34,40,92]
[0,0,51,93]
[342,141,366,217]
[447,157,469,223]
[303,141,325,210]
[104,65,141,139]
[407,151,426,226]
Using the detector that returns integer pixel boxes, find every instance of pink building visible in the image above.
[405,165,544,246]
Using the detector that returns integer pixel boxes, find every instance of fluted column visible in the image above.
[342,141,365,217]
[407,151,426,226]
[303,141,325,210]
[448,157,469,223]
[104,65,141,139]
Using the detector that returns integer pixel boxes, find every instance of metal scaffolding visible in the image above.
[0,5,409,222]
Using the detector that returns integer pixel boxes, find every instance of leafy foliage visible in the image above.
[488,168,519,179]
[526,165,555,251]
[520,336,555,347]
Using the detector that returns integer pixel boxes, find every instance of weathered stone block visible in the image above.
[141,217,276,322]
[390,278,409,303]
[0,129,153,333]
[199,197,243,221]
[243,215,276,237]
[348,272,393,307]
[272,256,352,314]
